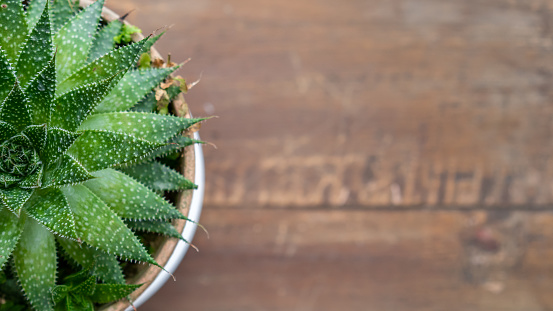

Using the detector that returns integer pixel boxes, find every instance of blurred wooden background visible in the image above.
[108,0,553,310]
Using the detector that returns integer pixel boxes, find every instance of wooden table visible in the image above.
[108,0,553,309]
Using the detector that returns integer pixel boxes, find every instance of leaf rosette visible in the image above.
[0,0,204,310]
[0,134,41,188]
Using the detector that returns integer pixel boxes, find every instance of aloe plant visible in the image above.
[0,0,203,310]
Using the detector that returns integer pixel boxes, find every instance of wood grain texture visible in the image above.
[141,208,553,311]
[107,0,553,208]
[97,0,553,310]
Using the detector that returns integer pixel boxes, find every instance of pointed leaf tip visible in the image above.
[16,2,53,86]
[0,82,31,131]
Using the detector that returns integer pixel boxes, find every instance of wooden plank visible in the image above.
[142,208,553,311]
[107,0,553,208]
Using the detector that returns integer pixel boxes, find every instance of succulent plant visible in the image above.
[0,0,203,310]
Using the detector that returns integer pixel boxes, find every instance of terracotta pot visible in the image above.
[78,1,205,310]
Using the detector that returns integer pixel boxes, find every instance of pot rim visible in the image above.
[127,132,205,310]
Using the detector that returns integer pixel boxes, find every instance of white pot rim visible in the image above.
[127,132,205,310]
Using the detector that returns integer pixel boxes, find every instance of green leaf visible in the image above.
[85,168,184,221]
[57,38,147,95]
[0,207,22,269]
[17,166,43,189]
[79,112,205,143]
[57,238,125,284]
[63,297,78,311]
[88,19,122,62]
[25,0,47,30]
[63,265,93,285]
[51,285,69,304]
[146,134,203,160]
[92,252,125,285]
[53,297,68,311]
[43,128,81,167]
[24,188,79,240]
[130,90,157,112]
[21,124,47,155]
[67,130,165,172]
[0,49,15,104]
[42,154,94,188]
[25,54,56,125]
[0,173,19,188]
[0,0,28,65]
[13,215,57,311]
[53,0,104,81]
[94,67,178,113]
[0,121,17,142]
[15,3,52,86]
[67,295,94,311]
[0,82,31,131]
[73,275,96,297]
[138,52,151,69]
[0,188,33,216]
[142,31,164,54]
[90,283,142,304]
[121,161,197,192]
[51,74,120,132]
[49,0,79,33]
[126,219,186,242]
[60,185,156,264]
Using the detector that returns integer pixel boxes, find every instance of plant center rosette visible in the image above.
[0,135,41,188]
[0,0,206,310]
